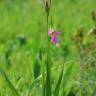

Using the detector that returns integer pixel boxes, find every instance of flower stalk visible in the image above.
[45,0,52,95]
[43,0,52,96]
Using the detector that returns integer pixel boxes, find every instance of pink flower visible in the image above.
[48,29,61,44]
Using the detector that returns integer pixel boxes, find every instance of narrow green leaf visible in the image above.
[54,64,64,96]
[62,63,78,96]
[0,67,19,96]
[27,75,42,96]
[41,57,45,96]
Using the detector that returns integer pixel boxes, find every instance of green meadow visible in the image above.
[0,0,96,96]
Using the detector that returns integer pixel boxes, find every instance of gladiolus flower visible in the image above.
[48,29,60,44]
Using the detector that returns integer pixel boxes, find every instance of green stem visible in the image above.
[46,8,51,96]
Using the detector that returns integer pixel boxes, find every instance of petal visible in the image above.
[51,37,58,44]
[56,32,61,35]
[48,29,54,36]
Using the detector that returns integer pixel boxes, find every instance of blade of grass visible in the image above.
[41,55,46,96]
[27,75,42,96]
[62,63,78,96]
[0,67,19,96]
[54,64,64,96]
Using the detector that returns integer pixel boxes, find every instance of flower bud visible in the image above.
[45,0,49,14]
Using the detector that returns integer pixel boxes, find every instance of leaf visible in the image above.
[54,64,64,96]
[41,54,46,96]
[0,67,19,96]
[62,63,78,96]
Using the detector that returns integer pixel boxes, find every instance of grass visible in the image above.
[0,0,96,96]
